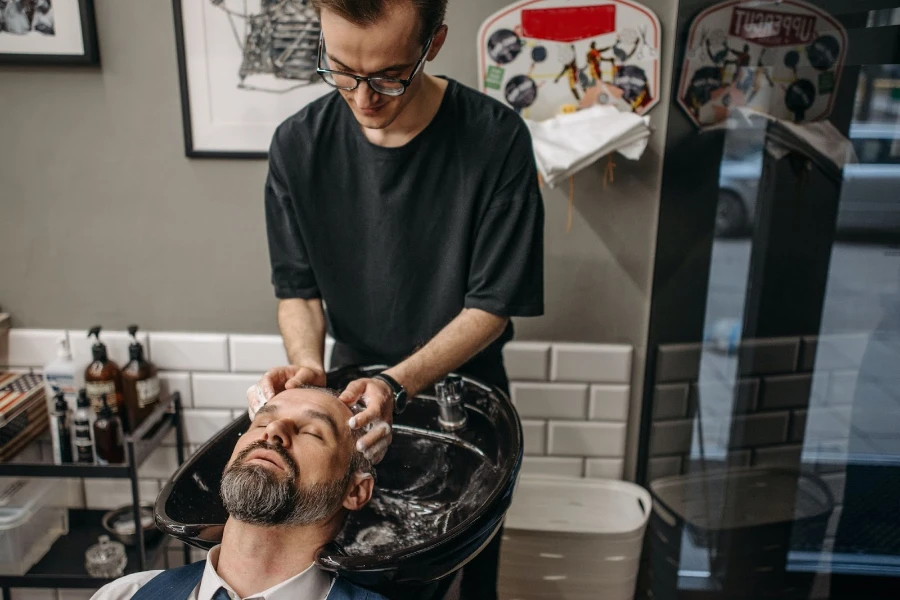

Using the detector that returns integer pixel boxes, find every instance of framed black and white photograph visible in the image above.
[0,0,99,65]
[173,0,332,158]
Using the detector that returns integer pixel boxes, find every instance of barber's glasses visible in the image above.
[316,33,434,97]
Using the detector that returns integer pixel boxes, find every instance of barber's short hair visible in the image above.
[296,385,373,475]
[311,0,447,44]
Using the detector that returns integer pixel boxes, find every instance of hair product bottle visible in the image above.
[74,389,96,464]
[43,337,80,413]
[93,394,124,465]
[84,326,127,432]
[49,387,73,464]
[121,325,160,431]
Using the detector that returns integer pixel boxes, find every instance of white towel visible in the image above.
[525,105,651,188]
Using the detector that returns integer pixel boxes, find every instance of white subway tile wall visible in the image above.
[520,456,584,478]
[512,383,587,420]
[68,329,150,367]
[1,329,68,367]
[83,478,162,510]
[4,330,635,597]
[502,342,550,381]
[547,422,626,457]
[550,343,632,383]
[158,371,193,407]
[584,458,625,479]
[192,373,262,409]
[229,335,288,373]
[588,384,629,421]
[521,420,547,455]
[148,332,229,371]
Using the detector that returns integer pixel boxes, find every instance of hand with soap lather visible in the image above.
[338,378,394,465]
[246,365,327,420]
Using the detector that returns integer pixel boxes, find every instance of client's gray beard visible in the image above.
[220,441,351,527]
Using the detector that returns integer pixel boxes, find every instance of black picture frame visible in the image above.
[0,0,100,65]
[172,0,265,159]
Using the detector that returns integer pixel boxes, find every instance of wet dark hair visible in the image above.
[311,0,447,44]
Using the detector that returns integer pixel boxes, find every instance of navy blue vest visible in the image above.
[129,560,384,600]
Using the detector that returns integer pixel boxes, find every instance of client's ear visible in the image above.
[343,472,375,511]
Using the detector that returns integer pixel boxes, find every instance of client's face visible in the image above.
[220,387,360,527]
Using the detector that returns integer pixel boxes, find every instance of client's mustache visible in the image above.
[233,440,299,479]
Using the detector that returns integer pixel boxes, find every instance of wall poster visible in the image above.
[174,0,331,158]
[477,0,661,122]
[677,0,847,128]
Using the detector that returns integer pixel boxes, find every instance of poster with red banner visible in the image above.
[477,0,661,121]
[677,0,847,128]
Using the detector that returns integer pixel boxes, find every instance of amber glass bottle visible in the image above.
[84,326,127,432]
[121,325,159,432]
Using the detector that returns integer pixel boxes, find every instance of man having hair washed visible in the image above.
[92,386,384,600]
[256,1,545,596]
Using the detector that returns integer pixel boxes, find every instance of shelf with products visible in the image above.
[0,391,185,478]
[0,392,190,597]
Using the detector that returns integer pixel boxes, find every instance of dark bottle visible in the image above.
[121,325,160,432]
[93,394,124,465]
[74,389,96,464]
[49,387,73,464]
[84,326,128,432]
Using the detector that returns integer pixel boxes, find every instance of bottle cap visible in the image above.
[127,325,144,361]
[88,326,108,362]
[53,386,68,411]
[77,389,91,409]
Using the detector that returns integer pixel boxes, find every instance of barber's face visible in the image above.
[220,388,368,526]
[319,5,444,130]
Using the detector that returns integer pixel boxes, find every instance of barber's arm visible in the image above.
[341,122,544,464]
[338,309,509,461]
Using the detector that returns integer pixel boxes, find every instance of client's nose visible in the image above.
[262,418,293,449]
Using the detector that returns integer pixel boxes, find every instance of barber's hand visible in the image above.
[339,378,394,464]
[247,365,327,419]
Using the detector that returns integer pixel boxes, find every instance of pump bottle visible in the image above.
[121,325,160,431]
[73,389,96,464]
[43,337,80,412]
[93,394,124,465]
[84,326,127,432]
[49,387,73,464]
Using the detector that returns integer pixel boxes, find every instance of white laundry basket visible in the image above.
[499,477,651,600]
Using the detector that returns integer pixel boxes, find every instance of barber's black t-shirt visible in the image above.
[265,78,544,380]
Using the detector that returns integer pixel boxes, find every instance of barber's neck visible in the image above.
[216,516,341,598]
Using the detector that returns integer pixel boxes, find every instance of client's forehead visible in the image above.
[263,388,351,425]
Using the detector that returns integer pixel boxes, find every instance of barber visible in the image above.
[252,0,543,597]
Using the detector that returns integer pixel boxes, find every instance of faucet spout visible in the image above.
[435,375,468,431]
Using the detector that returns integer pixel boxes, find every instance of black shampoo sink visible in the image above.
[155,365,523,597]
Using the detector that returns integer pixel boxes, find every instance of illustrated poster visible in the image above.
[677,0,847,128]
[478,0,661,121]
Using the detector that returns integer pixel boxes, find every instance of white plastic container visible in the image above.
[43,337,80,412]
[0,478,69,575]
[500,477,651,600]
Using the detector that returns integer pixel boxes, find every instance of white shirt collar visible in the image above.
[197,546,334,600]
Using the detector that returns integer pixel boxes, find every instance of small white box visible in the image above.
[0,478,69,575]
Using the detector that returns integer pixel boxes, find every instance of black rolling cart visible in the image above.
[0,392,190,600]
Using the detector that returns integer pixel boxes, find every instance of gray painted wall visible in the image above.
[0,0,674,358]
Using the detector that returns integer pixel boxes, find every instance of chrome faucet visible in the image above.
[435,375,467,431]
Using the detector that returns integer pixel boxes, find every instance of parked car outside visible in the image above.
[716,122,900,237]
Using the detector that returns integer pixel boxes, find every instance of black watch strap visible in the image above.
[373,373,408,414]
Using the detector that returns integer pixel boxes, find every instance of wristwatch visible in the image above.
[373,373,408,414]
